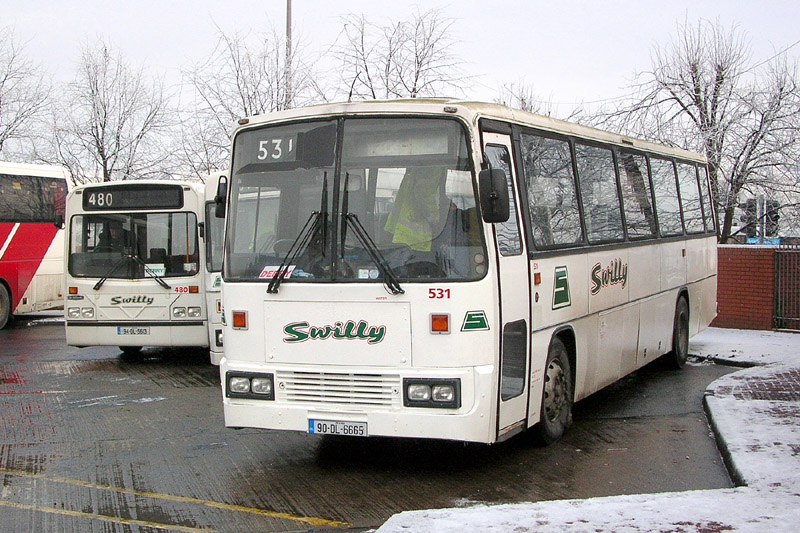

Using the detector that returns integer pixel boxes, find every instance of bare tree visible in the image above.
[179,26,319,178]
[46,40,172,184]
[596,20,800,242]
[0,28,50,157]
[334,8,467,101]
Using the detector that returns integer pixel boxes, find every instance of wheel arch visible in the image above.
[551,326,576,394]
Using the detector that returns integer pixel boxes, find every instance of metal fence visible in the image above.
[775,245,800,331]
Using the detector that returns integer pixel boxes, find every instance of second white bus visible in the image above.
[65,180,211,356]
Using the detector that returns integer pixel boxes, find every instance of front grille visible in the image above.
[276,371,402,407]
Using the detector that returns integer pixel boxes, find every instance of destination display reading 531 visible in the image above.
[82,183,185,211]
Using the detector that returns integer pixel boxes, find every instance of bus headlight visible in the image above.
[251,377,273,396]
[403,378,461,409]
[226,372,275,400]
[68,307,81,319]
[228,377,250,394]
[81,308,94,318]
[172,307,187,318]
[188,306,202,318]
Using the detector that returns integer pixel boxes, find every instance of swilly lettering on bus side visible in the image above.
[283,320,386,344]
[590,258,628,296]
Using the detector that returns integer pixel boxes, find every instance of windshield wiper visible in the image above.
[340,172,403,294]
[93,253,171,290]
[93,254,131,290]
[129,254,171,290]
[267,210,325,293]
[268,173,330,294]
[343,213,404,295]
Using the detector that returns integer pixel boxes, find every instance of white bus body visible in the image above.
[0,162,69,328]
[65,180,210,354]
[219,100,717,444]
[204,172,226,364]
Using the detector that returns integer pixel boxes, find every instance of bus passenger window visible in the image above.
[618,152,657,239]
[575,144,623,243]
[650,158,683,236]
[520,133,583,248]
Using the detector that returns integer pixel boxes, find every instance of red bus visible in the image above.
[0,162,69,328]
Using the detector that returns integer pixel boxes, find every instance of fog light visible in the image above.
[188,306,202,318]
[228,377,250,394]
[68,307,81,318]
[251,377,273,395]
[81,308,94,318]
[407,384,431,401]
[432,385,455,403]
[172,307,187,318]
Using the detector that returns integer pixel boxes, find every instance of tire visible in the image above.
[665,297,690,369]
[532,337,573,445]
[0,284,11,329]
[119,346,143,356]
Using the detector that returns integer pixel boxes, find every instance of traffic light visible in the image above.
[765,200,780,237]
[739,198,757,237]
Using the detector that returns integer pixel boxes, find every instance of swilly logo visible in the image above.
[283,320,386,345]
[111,295,154,305]
[590,258,628,296]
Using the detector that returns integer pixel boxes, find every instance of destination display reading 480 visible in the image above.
[82,183,184,211]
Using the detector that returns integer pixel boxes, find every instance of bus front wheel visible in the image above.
[532,337,573,445]
[0,284,11,329]
[119,346,143,356]
[665,297,689,369]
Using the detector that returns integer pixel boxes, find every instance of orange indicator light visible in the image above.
[232,310,248,330]
[69,286,78,295]
[431,314,450,334]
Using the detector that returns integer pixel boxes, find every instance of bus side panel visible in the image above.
[0,222,61,312]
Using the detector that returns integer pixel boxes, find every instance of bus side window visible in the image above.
[519,132,583,248]
[650,158,683,236]
[618,152,657,239]
[575,143,623,244]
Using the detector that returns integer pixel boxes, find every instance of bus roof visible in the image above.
[234,99,707,164]
[0,161,70,180]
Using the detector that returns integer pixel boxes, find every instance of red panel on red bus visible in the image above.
[0,222,59,309]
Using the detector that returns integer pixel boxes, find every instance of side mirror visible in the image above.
[54,213,65,229]
[214,177,228,218]
[198,221,205,239]
[478,169,510,223]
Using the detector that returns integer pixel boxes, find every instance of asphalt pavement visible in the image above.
[377,327,800,532]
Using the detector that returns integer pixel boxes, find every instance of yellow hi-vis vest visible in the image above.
[384,167,448,252]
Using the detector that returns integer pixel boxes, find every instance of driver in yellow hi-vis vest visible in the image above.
[384,167,450,252]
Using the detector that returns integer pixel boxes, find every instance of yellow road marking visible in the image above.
[0,499,211,532]
[0,467,349,529]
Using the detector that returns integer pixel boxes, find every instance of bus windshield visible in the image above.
[226,117,485,283]
[68,212,199,279]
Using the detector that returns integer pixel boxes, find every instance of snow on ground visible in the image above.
[377,328,800,532]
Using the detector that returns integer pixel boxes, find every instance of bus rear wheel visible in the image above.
[0,284,11,329]
[532,337,573,445]
[665,297,689,369]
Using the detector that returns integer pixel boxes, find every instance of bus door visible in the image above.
[483,132,531,439]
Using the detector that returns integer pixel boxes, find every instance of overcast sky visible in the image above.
[5,0,800,113]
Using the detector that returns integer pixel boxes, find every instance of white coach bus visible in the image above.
[65,180,211,356]
[215,100,717,444]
